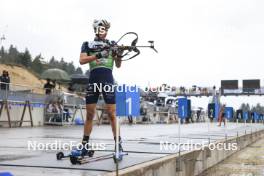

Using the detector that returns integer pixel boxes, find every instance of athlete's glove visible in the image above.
[95,50,109,59]
[112,48,124,58]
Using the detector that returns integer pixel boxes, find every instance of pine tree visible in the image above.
[32,54,44,74]
[240,103,251,112]
[59,58,67,71]
[7,45,19,63]
[20,48,32,67]
[0,46,5,61]
[48,56,59,68]
[85,69,90,77]
[66,61,76,75]
[75,67,83,74]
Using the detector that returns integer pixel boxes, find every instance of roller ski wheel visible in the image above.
[87,150,95,157]
[70,156,80,165]
[56,152,65,160]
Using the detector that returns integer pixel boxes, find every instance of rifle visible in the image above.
[90,32,158,61]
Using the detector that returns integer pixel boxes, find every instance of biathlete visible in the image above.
[79,19,123,155]
[218,104,226,127]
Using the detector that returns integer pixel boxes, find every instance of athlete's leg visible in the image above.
[105,103,123,151]
[101,83,117,137]
[102,82,123,151]
[83,104,97,137]
[82,83,100,146]
[105,104,118,137]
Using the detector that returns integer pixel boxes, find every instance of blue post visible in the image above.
[215,103,220,122]
[243,112,249,121]
[178,98,188,123]
[208,103,215,120]
[114,84,140,162]
[253,112,259,123]
[224,107,233,120]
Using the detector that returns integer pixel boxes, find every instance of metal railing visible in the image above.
[0,81,85,105]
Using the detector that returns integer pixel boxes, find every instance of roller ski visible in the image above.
[56,146,95,161]
[70,139,127,165]
[71,153,114,165]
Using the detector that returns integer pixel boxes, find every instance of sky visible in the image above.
[1,0,264,108]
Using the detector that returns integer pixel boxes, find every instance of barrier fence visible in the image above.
[1,81,264,127]
[0,82,86,127]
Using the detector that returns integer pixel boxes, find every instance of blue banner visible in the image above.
[224,107,233,120]
[253,112,259,121]
[259,114,263,121]
[178,98,189,119]
[243,112,249,121]
[115,85,140,117]
[215,103,220,120]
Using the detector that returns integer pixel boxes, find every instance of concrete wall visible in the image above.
[106,129,264,176]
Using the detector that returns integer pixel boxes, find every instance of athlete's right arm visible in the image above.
[79,53,97,65]
[79,42,97,65]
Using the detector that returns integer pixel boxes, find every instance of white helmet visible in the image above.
[93,19,110,32]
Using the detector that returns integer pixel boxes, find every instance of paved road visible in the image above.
[0,122,263,176]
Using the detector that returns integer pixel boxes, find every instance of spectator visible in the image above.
[68,82,75,92]
[63,108,71,122]
[44,79,56,95]
[218,104,226,127]
[196,110,201,122]
[0,70,10,90]
[47,102,59,113]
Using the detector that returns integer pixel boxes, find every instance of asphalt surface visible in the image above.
[0,122,264,176]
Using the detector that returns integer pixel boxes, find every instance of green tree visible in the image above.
[48,56,60,68]
[0,46,5,61]
[32,54,44,74]
[252,103,264,113]
[7,45,19,63]
[240,103,250,112]
[59,58,67,70]
[85,69,90,77]
[20,48,32,67]
[49,56,56,65]
[1,45,83,81]
[65,61,76,75]
[75,67,83,74]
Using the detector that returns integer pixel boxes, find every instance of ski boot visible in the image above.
[70,144,95,164]
[113,138,126,163]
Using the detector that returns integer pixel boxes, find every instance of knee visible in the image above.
[108,112,115,121]
[107,109,115,121]
[86,110,95,121]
